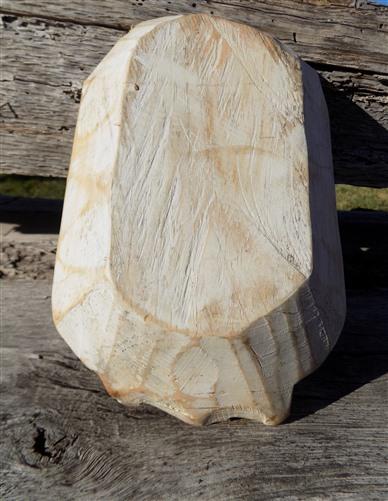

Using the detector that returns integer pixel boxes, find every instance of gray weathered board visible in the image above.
[1,0,388,186]
[1,195,388,499]
[1,279,387,499]
[1,0,388,498]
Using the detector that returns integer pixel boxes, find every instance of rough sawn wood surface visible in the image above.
[1,280,387,499]
[1,0,387,185]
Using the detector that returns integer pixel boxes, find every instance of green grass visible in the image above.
[0,175,387,211]
[335,185,388,211]
[0,175,66,199]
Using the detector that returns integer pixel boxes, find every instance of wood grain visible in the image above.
[2,0,388,72]
[51,14,346,425]
[1,2,387,185]
[1,279,387,499]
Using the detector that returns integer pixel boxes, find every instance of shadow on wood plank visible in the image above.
[339,210,388,289]
[317,73,388,188]
[289,288,388,422]
[0,195,62,235]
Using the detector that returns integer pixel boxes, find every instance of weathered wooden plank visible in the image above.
[2,0,388,73]
[1,279,387,499]
[0,15,118,178]
[1,12,387,185]
[1,195,387,286]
